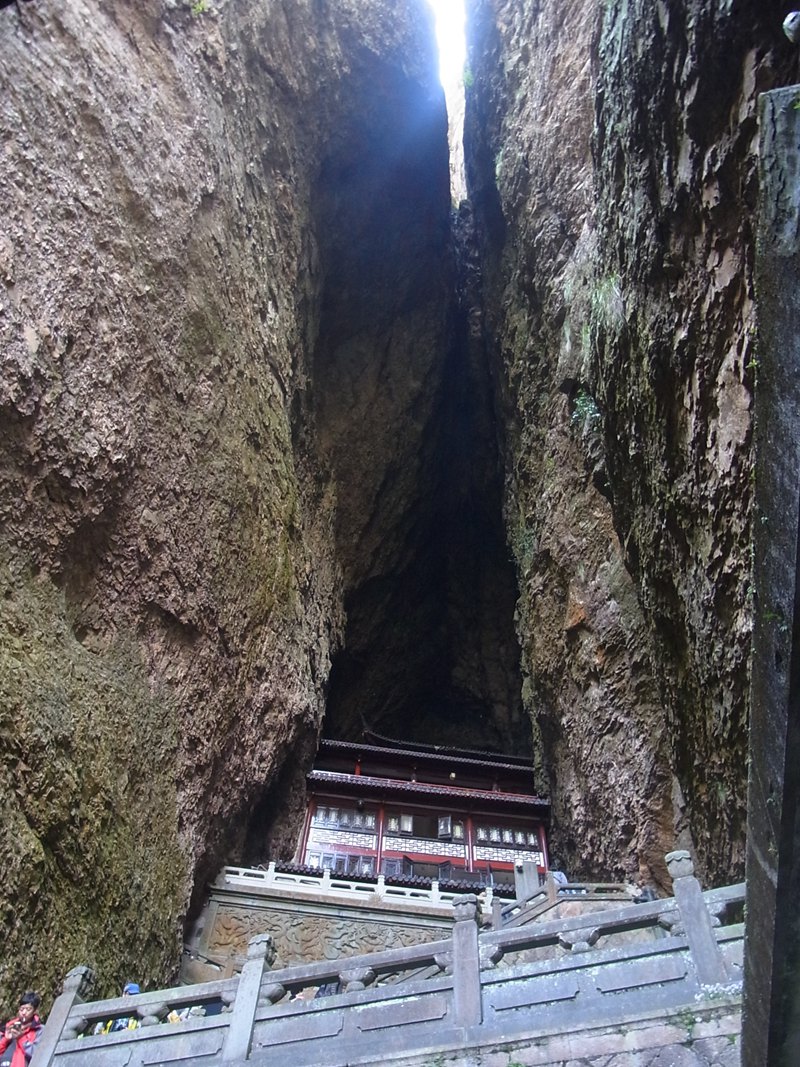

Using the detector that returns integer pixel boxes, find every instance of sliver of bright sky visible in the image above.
[426,0,467,89]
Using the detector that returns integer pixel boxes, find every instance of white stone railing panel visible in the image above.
[216,864,492,914]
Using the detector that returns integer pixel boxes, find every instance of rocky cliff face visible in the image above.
[464,0,795,886]
[1,0,791,1011]
[0,0,462,1002]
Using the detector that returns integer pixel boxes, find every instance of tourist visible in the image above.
[0,991,43,1066]
[93,981,141,1035]
[548,859,568,886]
[314,980,342,998]
[110,982,141,1032]
[634,879,658,903]
[167,1004,206,1022]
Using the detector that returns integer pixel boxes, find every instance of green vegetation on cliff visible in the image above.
[0,563,187,1007]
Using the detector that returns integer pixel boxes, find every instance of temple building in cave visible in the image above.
[184,735,551,980]
[296,735,550,891]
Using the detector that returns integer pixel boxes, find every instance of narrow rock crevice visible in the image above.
[1,0,792,1007]
[295,52,528,757]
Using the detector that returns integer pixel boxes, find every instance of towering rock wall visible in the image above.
[464,0,794,886]
[0,0,450,1002]
[3,0,792,1014]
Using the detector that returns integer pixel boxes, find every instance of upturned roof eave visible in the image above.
[318,737,536,775]
[307,769,551,812]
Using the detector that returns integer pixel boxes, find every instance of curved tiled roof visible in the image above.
[319,737,535,775]
[362,730,534,765]
[307,769,550,809]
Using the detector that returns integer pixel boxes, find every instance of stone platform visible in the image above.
[31,853,744,1067]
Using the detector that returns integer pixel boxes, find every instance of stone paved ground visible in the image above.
[560,1033,740,1065]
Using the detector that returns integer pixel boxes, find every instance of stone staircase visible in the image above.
[30,852,744,1067]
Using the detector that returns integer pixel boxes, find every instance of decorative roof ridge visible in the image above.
[307,768,550,807]
[318,737,535,773]
[362,730,535,765]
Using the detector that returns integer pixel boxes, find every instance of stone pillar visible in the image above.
[514,860,540,902]
[743,84,800,1067]
[451,895,482,1027]
[221,933,276,1063]
[491,895,503,930]
[666,851,727,987]
[544,872,558,903]
[29,966,95,1067]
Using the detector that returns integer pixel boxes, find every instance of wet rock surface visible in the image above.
[0,0,457,1000]
[463,0,794,886]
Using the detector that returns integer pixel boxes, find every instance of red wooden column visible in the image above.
[539,823,550,869]
[375,803,386,873]
[465,814,475,873]
[296,800,315,863]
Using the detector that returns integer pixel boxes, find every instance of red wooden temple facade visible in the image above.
[296,735,551,891]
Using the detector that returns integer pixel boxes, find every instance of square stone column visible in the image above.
[743,84,800,1067]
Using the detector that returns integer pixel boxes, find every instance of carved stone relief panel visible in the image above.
[205,904,449,967]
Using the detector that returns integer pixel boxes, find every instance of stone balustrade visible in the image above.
[218,863,497,914]
[492,874,632,928]
[31,854,745,1067]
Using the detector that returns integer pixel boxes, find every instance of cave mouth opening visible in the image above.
[230,21,528,877]
[299,14,527,763]
[320,310,530,758]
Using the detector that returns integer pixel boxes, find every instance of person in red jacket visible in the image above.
[0,992,43,1067]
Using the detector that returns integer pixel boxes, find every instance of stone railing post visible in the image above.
[375,873,386,897]
[545,872,558,903]
[221,933,276,1063]
[451,895,482,1028]
[514,860,539,902]
[666,850,727,986]
[483,885,494,913]
[30,966,95,1067]
[339,967,375,993]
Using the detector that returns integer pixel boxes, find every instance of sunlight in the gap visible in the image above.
[426,0,468,203]
[426,0,467,89]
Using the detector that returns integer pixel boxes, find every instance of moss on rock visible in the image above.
[0,562,186,1007]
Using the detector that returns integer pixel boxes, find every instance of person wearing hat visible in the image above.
[92,982,142,1036]
[109,983,141,1033]
[0,991,43,1067]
